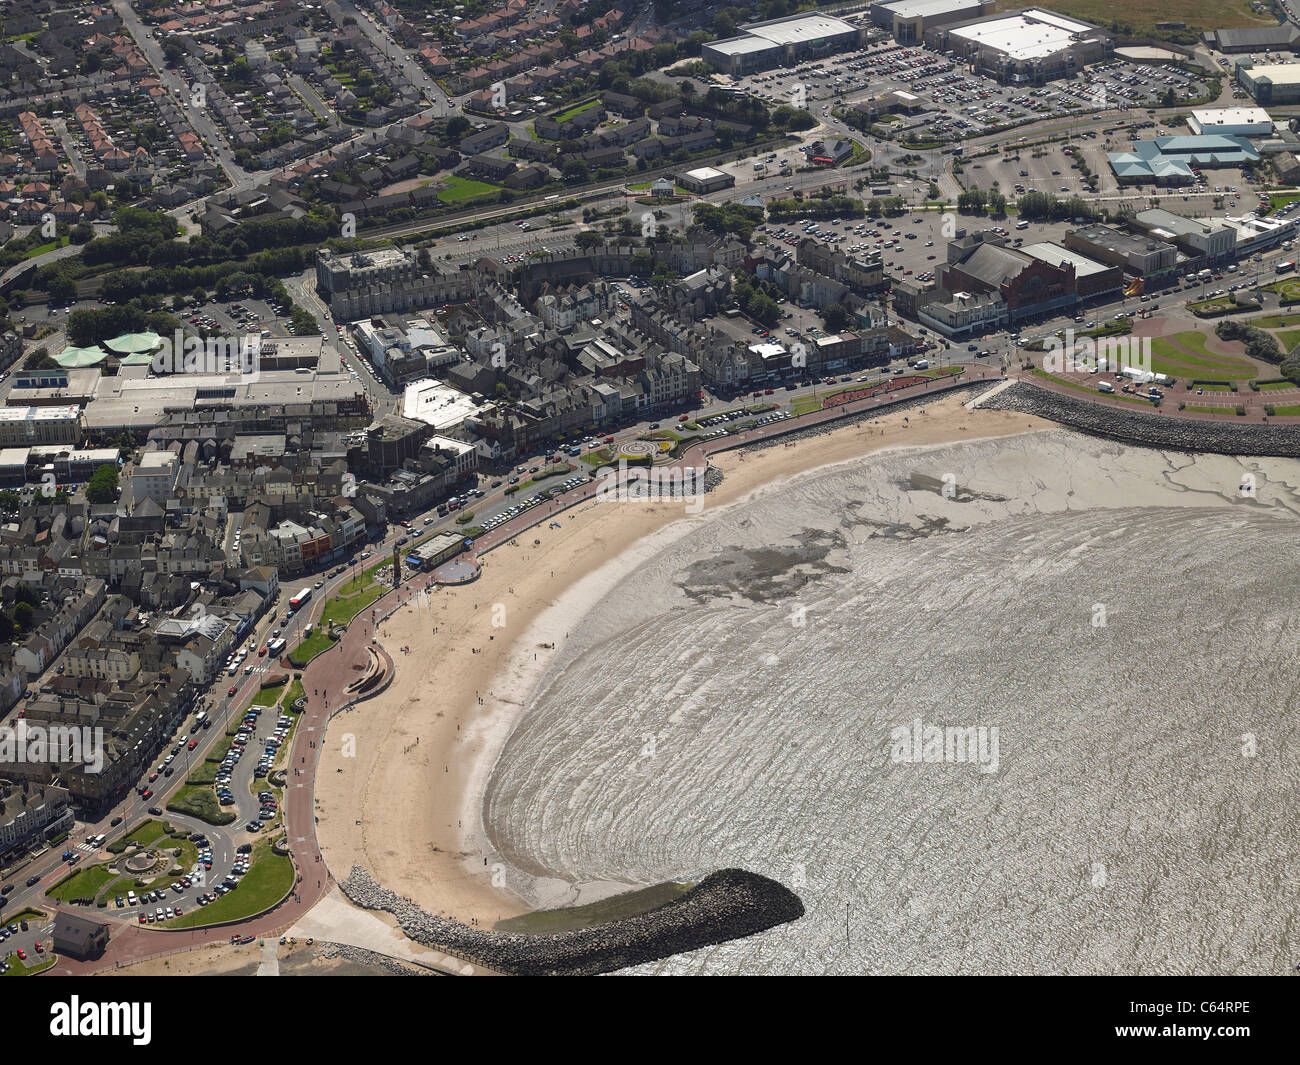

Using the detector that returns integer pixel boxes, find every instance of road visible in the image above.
[110,0,249,191]
[338,0,452,117]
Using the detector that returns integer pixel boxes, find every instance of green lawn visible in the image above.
[107,819,169,854]
[6,909,45,924]
[1263,278,1300,300]
[1248,313,1300,329]
[551,97,601,123]
[288,628,336,667]
[167,784,236,826]
[438,176,499,203]
[167,839,294,929]
[251,681,285,707]
[1149,332,1257,381]
[1270,404,1300,415]
[320,585,383,626]
[1276,329,1300,352]
[4,954,55,976]
[284,676,305,712]
[22,239,60,260]
[1257,380,1296,391]
[137,838,199,892]
[46,865,117,902]
[1184,404,1237,413]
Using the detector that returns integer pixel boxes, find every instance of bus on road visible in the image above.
[289,587,312,611]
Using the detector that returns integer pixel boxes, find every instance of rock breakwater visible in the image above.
[340,866,804,976]
[979,381,1300,456]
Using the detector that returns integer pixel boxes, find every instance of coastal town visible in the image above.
[0,0,1299,999]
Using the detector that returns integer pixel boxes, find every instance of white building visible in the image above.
[128,451,179,509]
[1188,107,1274,138]
[931,9,1111,84]
[402,379,481,433]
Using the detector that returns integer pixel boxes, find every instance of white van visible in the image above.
[914,359,930,370]
[1098,381,1115,393]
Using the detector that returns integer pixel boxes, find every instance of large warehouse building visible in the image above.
[926,8,1112,84]
[868,0,993,44]
[1236,60,1300,106]
[1203,25,1300,54]
[703,12,865,74]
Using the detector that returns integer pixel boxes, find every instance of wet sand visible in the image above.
[314,396,1050,923]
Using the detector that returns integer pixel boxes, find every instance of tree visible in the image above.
[561,157,589,183]
[46,274,75,301]
[823,303,850,331]
[13,602,33,633]
[86,464,120,504]
[24,347,57,371]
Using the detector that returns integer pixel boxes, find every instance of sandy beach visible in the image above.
[314,394,1051,925]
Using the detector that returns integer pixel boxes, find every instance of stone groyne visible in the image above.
[340,866,803,976]
[978,381,1300,457]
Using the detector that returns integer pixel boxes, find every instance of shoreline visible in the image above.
[314,395,1052,926]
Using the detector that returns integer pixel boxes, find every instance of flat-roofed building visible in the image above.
[402,379,482,433]
[81,359,365,438]
[0,405,80,446]
[703,11,864,74]
[869,0,993,44]
[406,531,468,571]
[128,450,179,508]
[678,166,736,194]
[1131,209,1238,264]
[1236,60,1300,105]
[1061,226,1178,283]
[927,8,1112,84]
[1188,107,1274,138]
[1216,212,1300,257]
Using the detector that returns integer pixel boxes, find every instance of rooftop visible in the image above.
[743,12,859,46]
[683,166,729,181]
[948,9,1101,61]
[401,379,481,431]
[1020,242,1113,276]
[1240,61,1300,86]
[874,0,986,19]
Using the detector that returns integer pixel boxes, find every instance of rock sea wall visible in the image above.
[340,866,803,976]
